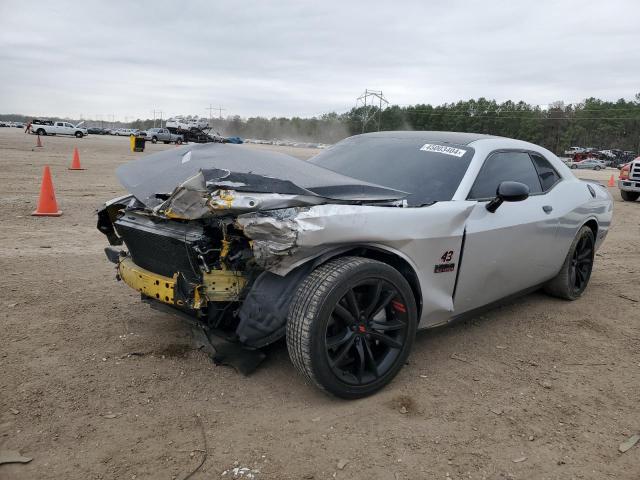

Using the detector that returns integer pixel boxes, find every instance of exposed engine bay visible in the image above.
[97,143,410,348]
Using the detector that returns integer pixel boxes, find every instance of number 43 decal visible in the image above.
[440,250,454,262]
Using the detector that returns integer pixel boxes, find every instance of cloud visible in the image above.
[1,0,638,120]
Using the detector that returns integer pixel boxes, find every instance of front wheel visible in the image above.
[151,136,157,143]
[37,128,46,136]
[175,138,183,145]
[75,131,83,138]
[594,166,601,171]
[544,225,595,300]
[287,256,417,399]
[571,164,578,169]
[621,190,640,202]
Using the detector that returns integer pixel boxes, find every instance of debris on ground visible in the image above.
[619,434,640,453]
[512,456,527,463]
[0,450,32,465]
[9,408,19,415]
[450,353,469,362]
[222,466,258,479]
[336,459,349,470]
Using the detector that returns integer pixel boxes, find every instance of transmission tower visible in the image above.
[356,89,389,133]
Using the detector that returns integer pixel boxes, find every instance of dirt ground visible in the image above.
[1,128,638,480]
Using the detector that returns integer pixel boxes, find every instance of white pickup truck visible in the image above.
[618,158,640,202]
[32,120,88,138]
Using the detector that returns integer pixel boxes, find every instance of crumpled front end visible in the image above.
[98,144,472,349]
[97,145,409,347]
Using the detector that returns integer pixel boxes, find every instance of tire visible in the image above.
[151,136,157,144]
[594,166,601,171]
[176,138,183,145]
[544,226,595,300]
[571,164,577,169]
[287,256,417,399]
[37,128,46,136]
[621,190,640,202]
[75,131,83,138]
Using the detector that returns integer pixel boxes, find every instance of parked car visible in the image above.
[145,127,184,144]
[96,132,613,398]
[88,127,106,135]
[618,159,640,202]
[114,128,137,136]
[569,159,606,170]
[32,120,88,138]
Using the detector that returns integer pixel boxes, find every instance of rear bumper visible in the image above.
[618,180,640,192]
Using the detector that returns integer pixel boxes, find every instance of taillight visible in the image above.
[619,164,630,180]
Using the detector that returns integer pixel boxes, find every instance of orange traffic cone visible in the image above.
[607,174,615,187]
[69,147,84,170]
[36,134,43,147]
[32,166,62,217]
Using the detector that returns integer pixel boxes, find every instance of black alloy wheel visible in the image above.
[569,232,594,294]
[544,225,595,300]
[325,278,410,386]
[287,256,417,399]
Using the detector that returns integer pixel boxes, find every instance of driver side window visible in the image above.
[468,151,543,200]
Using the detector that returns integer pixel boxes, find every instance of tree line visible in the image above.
[5,94,640,154]
[208,94,640,154]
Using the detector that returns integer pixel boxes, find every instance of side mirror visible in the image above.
[486,181,529,213]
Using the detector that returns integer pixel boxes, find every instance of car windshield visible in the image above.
[309,134,474,206]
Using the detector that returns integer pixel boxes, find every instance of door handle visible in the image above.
[542,205,553,213]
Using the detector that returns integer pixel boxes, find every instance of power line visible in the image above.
[356,89,389,133]
[206,104,226,127]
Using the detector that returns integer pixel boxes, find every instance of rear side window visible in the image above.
[469,151,543,199]
[530,153,561,191]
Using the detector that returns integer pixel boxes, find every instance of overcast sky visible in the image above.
[1,0,639,121]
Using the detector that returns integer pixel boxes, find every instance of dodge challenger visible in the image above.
[97,131,613,398]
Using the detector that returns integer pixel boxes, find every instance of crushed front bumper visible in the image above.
[111,252,247,310]
[118,257,177,306]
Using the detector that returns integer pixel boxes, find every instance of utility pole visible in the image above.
[152,109,164,128]
[206,104,226,127]
[356,89,389,133]
[206,104,215,128]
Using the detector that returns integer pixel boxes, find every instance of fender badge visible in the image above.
[434,263,455,273]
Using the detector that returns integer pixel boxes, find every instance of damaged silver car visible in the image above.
[97,131,613,398]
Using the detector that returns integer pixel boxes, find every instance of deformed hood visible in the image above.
[116,143,407,208]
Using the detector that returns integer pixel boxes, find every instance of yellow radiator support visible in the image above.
[202,269,247,301]
[118,257,247,306]
[118,257,177,305]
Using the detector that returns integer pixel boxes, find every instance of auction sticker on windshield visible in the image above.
[420,143,467,157]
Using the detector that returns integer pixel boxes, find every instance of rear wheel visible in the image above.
[544,226,595,300]
[176,138,183,145]
[287,257,417,399]
[621,190,639,202]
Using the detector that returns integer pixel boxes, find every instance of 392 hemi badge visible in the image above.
[434,250,455,273]
[434,263,455,273]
